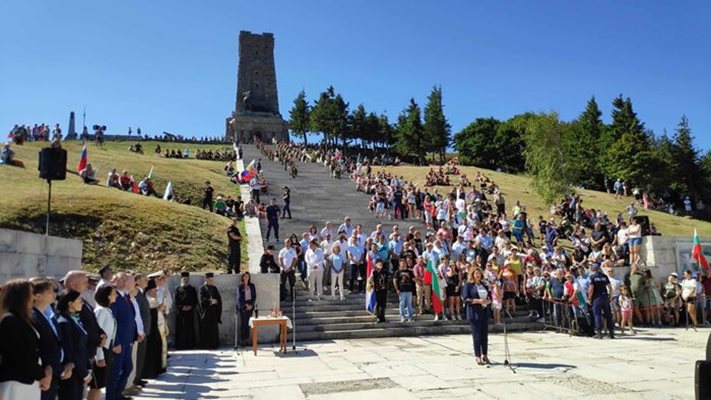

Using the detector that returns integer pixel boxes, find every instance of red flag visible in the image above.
[76,145,88,171]
[692,229,709,270]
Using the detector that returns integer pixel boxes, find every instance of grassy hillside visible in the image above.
[376,165,711,237]
[0,140,248,273]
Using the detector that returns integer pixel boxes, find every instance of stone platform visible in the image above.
[133,327,708,399]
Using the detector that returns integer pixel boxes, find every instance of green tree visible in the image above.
[524,112,576,205]
[350,104,367,146]
[566,97,604,188]
[671,115,705,198]
[288,90,310,145]
[333,94,350,147]
[493,113,533,172]
[601,95,656,186]
[395,99,426,165]
[423,85,451,164]
[309,86,336,144]
[453,117,500,168]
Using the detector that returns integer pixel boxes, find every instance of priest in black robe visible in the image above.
[199,272,222,349]
[175,271,199,350]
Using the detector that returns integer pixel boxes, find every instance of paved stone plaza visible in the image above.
[133,328,707,399]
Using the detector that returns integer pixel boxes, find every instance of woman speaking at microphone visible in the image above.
[462,267,491,366]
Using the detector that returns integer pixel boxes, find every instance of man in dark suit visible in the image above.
[110,272,138,400]
[31,277,69,400]
[132,273,151,388]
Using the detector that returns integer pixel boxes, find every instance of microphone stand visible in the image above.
[502,307,516,373]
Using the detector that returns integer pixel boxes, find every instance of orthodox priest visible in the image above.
[199,272,223,349]
[175,272,198,349]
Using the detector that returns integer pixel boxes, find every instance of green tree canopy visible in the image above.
[395,98,426,165]
[453,117,500,168]
[288,90,310,145]
[423,85,451,163]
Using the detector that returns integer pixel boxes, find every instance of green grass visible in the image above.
[375,165,711,237]
[0,140,248,273]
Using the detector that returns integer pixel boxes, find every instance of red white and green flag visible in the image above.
[692,228,709,270]
[426,259,444,314]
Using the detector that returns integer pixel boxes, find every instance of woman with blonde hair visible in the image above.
[461,267,491,365]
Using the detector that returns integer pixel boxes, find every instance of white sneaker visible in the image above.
[340,297,345,301]
[455,315,462,321]
[434,315,440,321]
[400,318,406,323]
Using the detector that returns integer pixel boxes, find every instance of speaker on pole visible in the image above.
[38,148,67,181]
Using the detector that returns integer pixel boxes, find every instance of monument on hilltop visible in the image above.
[225,31,288,143]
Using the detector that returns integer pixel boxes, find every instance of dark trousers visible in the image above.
[375,291,387,322]
[134,338,147,385]
[281,270,295,297]
[298,259,307,282]
[266,220,279,241]
[239,309,252,342]
[251,189,260,204]
[202,197,213,212]
[108,342,133,400]
[58,374,83,400]
[468,306,489,357]
[592,295,614,336]
[282,202,291,218]
[228,247,241,273]
[349,263,365,292]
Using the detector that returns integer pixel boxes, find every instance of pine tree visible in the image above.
[350,104,367,146]
[423,86,451,164]
[671,115,704,198]
[333,94,350,147]
[395,99,425,165]
[309,86,335,144]
[567,96,604,188]
[288,90,310,145]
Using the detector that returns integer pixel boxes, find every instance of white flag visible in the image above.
[147,165,154,179]
[163,181,173,201]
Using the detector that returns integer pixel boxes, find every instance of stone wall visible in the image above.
[641,234,710,276]
[0,228,83,281]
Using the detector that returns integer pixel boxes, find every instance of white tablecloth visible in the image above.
[248,315,292,329]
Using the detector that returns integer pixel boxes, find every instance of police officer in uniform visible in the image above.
[587,263,615,339]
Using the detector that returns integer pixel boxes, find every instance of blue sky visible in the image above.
[1,1,709,151]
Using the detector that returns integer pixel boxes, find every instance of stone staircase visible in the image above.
[282,286,543,342]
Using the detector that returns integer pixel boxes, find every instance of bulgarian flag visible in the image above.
[692,228,709,270]
[426,259,444,314]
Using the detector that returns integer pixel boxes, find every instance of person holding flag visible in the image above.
[692,228,709,271]
[371,260,389,323]
[76,144,88,172]
[424,242,445,321]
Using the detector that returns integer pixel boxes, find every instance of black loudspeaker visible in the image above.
[636,215,650,236]
[38,148,67,181]
[696,360,711,400]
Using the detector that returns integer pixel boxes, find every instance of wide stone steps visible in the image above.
[289,320,540,342]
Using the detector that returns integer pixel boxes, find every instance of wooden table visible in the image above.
[249,316,291,356]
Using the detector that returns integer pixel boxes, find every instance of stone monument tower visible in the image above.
[226,31,288,143]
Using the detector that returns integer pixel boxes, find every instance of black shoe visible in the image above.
[227,270,233,274]
[596,332,603,339]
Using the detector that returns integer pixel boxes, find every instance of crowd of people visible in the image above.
[8,123,63,144]
[0,267,260,399]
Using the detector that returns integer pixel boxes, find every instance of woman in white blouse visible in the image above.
[88,285,120,400]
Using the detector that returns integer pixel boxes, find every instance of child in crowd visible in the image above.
[619,285,636,335]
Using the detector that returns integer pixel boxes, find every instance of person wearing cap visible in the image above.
[142,278,164,379]
[227,217,243,274]
[305,239,325,301]
[174,272,198,350]
[198,273,222,349]
[587,263,615,339]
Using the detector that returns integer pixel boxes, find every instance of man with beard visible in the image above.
[175,272,199,350]
[199,273,222,349]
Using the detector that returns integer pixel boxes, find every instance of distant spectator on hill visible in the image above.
[80,163,99,185]
[0,142,23,167]
[202,181,214,212]
[138,177,159,197]
[119,170,134,191]
[106,168,121,188]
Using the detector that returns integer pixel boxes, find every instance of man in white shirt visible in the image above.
[305,239,325,300]
[249,176,261,204]
[347,234,365,293]
[279,239,298,298]
[96,266,113,291]
[451,235,467,261]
